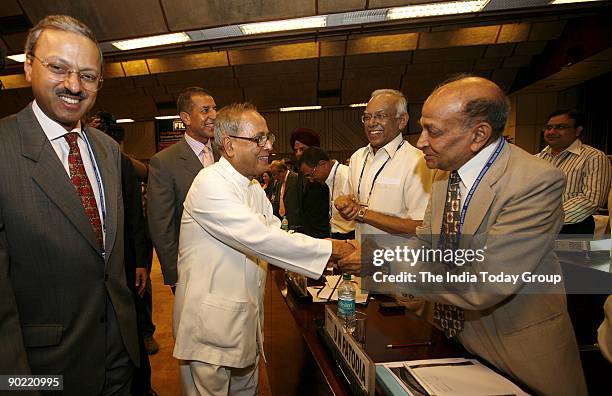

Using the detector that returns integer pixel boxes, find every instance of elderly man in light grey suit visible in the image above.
[0,15,138,395]
[342,76,587,395]
[173,102,354,395]
[147,87,219,290]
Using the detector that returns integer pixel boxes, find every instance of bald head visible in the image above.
[430,77,509,139]
[417,76,509,171]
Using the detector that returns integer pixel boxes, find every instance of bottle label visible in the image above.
[338,297,355,316]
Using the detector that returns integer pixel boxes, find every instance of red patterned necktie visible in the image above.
[434,170,465,338]
[64,132,104,250]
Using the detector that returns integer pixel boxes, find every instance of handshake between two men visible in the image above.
[328,193,366,276]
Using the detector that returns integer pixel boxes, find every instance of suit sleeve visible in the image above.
[389,167,566,310]
[147,155,178,285]
[183,171,331,279]
[0,205,32,374]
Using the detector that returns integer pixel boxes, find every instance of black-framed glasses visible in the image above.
[361,112,395,124]
[227,132,275,147]
[27,54,103,92]
[542,124,572,132]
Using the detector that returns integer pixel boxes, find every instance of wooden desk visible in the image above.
[263,268,464,395]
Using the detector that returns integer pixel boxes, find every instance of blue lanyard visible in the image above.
[458,138,505,231]
[81,129,107,256]
[357,139,405,205]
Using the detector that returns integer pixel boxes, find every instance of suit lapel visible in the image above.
[18,106,100,253]
[84,126,118,260]
[178,138,203,177]
[461,143,510,238]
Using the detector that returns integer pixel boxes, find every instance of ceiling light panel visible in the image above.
[550,0,603,3]
[387,0,490,20]
[240,16,326,35]
[279,105,322,112]
[112,32,191,51]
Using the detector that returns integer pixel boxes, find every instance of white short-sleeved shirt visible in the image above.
[348,133,433,239]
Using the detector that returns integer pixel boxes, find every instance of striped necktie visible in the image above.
[433,170,464,338]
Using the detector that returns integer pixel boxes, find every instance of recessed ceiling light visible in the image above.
[279,105,322,112]
[349,103,368,108]
[154,115,181,120]
[550,0,603,4]
[116,118,135,123]
[240,16,327,35]
[7,53,26,62]
[112,32,191,51]
[387,0,490,20]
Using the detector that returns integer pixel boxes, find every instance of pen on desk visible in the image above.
[386,341,433,349]
[327,276,342,301]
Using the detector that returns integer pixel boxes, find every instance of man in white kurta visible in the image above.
[173,103,354,395]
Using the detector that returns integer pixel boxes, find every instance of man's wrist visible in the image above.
[355,206,368,223]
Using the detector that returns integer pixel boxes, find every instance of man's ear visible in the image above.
[398,112,409,130]
[470,122,493,153]
[575,125,583,138]
[222,135,234,158]
[24,58,33,83]
[179,111,191,127]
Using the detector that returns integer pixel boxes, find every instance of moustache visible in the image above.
[56,88,87,100]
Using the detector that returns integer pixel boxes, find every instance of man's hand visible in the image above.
[334,194,360,220]
[338,239,361,275]
[135,268,148,297]
[330,239,355,261]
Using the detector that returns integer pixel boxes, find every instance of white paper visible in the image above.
[307,275,368,303]
[404,358,529,396]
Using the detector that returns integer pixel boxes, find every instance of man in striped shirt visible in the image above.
[536,109,611,235]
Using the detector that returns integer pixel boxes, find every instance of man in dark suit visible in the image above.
[270,159,301,227]
[0,15,138,395]
[147,87,219,290]
[290,128,331,238]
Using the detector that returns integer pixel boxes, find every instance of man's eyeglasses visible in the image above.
[303,164,318,179]
[227,133,275,147]
[543,124,572,132]
[28,54,103,92]
[361,112,395,124]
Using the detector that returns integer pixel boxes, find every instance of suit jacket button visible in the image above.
[99,315,106,323]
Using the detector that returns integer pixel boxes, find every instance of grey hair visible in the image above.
[25,15,103,69]
[213,102,258,152]
[370,89,408,118]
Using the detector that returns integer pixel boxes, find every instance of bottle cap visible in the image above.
[342,273,351,280]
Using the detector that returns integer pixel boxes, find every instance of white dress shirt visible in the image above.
[184,133,214,167]
[457,138,502,211]
[348,133,433,239]
[32,100,106,244]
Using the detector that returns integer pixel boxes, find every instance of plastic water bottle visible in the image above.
[337,273,356,333]
[281,216,289,231]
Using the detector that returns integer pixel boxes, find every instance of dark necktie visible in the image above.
[64,132,104,250]
[433,170,465,338]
